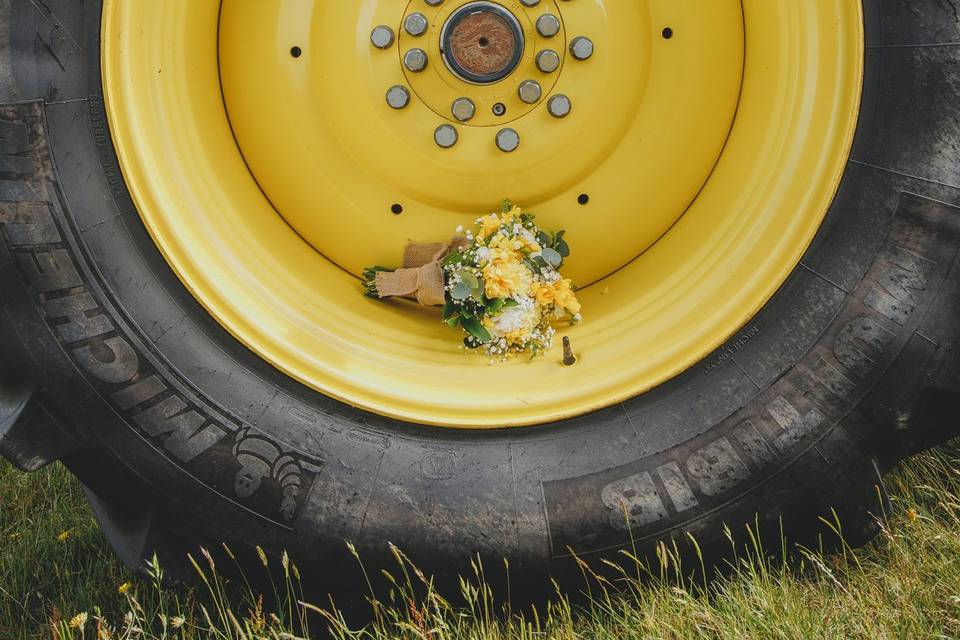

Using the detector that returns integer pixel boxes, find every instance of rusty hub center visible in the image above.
[441,2,524,84]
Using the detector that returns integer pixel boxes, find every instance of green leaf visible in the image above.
[486,298,506,315]
[536,231,551,247]
[556,238,570,258]
[541,247,562,267]
[445,315,461,328]
[452,282,471,301]
[460,316,492,343]
[460,270,479,290]
[503,298,520,308]
[501,199,513,213]
[442,299,456,320]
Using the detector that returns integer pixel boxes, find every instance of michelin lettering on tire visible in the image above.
[0,102,323,526]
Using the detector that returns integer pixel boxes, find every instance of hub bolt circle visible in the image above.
[370,25,395,49]
[518,80,543,104]
[547,94,572,118]
[496,128,521,152]
[451,98,477,122]
[434,124,459,148]
[570,36,595,60]
[404,12,429,37]
[536,49,561,73]
[536,14,561,38]
[404,48,429,72]
[386,85,411,109]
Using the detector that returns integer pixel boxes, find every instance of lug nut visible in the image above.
[496,128,520,152]
[370,25,395,49]
[386,85,411,109]
[536,14,561,38]
[404,12,429,37]
[404,48,428,72]
[570,36,594,60]
[518,80,542,104]
[434,124,459,148]
[536,49,561,73]
[547,94,572,118]
[451,98,476,122]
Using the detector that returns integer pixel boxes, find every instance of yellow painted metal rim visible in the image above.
[101,0,863,428]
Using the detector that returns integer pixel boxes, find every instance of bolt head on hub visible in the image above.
[496,128,521,152]
[547,94,572,118]
[451,97,477,122]
[536,14,561,38]
[518,80,542,104]
[404,12,429,37]
[404,48,429,72]
[570,36,595,60]
[370,25,395,49]
[434,124,459,148]
[536,49,561,73]
[386,85,411,109]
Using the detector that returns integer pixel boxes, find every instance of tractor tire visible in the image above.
[1,0,959,585]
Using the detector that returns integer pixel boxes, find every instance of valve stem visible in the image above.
[562,336,577,366]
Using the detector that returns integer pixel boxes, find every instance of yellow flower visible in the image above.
[69,612,88,629]
[533,282,556,308]
[553,279,581,314]
[118,581,132,595]
[483,260,531,300]
[477,213,502,238]
[57,530,70,542]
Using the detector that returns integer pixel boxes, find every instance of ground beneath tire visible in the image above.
[2,443,960,639]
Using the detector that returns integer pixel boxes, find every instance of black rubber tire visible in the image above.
[1,0,959,585]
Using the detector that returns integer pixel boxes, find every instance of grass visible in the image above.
[2,443,960,639]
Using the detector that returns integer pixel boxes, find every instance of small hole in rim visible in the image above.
[290,46,303,58]
[391,204,404,215]
[478,37,490,47]
[578,194,590,205]
[661,27,673,39]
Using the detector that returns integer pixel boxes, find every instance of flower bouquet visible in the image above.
[363,201,581,360]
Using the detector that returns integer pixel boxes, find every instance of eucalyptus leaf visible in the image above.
[460,270,479,290]
[541,247,563,267]
[452,282,471,301]
[557,238,570,258]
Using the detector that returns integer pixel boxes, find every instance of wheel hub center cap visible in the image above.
[442,2,524,84]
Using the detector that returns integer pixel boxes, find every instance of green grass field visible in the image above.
[2,443,960,639]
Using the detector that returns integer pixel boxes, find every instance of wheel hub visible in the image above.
[442,2,524,84]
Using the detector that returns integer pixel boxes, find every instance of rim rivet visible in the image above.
[520,0,541,6]
[434,124,459,148]
[536,14,561,38]
[451,98,476,122]
[496,128,520,152]
[425,0,444,5]
[404,48,429,72]
[570,36,594,60]
[386,85,411,109]
[518,80,542,104]
[404,12,429,37]
[547,94,572,118]
[492,102,507,116]
[370,25,395,49]
[536,49,561,73]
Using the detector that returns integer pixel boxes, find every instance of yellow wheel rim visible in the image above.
[101,0,863,428]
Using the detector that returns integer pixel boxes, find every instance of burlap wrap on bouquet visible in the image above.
[373,237,468,306]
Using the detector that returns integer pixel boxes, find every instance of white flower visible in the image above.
[476,247,490,264]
